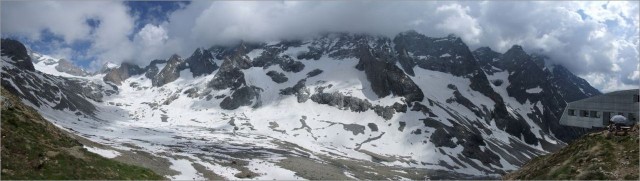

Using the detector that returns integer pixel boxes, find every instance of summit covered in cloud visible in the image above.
[1,1,638,92]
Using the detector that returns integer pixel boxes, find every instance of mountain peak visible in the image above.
[446,33,460,41]
[507,44,525,53]
[1,38,35,71]
[168,54,181,61]
[474,46,493,53]
[186,47,218,77]
[55,59,89,76]
[103,62,143,85]
[501,44,531,63]
[192,48,203,56]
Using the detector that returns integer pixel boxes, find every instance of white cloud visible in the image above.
[136,24,168,46]
[1,1,136,70]
[433,4,482,44]
[1,1,638,92]
[629,70,640,81]
[1,1,92,42]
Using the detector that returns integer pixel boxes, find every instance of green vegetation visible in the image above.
[1,89,164,180]
[504,130,639,180]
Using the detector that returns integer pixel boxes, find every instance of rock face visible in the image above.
[153,54,184,87]
[309,91,402,120]
[549,65,600,101]
[185,48,218,77]
[103,63,144,86]
[1,39,35,71]
[394,31,478,77]
[220,86,260,110]
[55,59,89,76]
[1,40,114,116]
[473,45,602,142]
[306,69,323,77]
[208,53,250,90]
[252,41,305,73]
[472,47,502,74]
[266,71,288,83]
[280,79,310,103]
[355,44,424,103]
[143,59,168,79]
[310,92,373,112]
[207,44,263,109]
[423,117,502,168]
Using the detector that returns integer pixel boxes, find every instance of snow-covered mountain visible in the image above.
[0,32,600,179]
[30,51,90,77]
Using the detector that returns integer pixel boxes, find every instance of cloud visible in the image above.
[1,1,638,92]
[1,0,135,69]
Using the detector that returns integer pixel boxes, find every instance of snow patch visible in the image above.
[168,158,205,180]
[83,145,121,158]
[526,87,543,93]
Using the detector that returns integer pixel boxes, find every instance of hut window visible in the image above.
[629,113,636,121]
[590,111,599,118]
[581,110,589,117]
[568,109,575,116]
[634,94,639,102]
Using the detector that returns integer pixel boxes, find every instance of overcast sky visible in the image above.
[1,1,638,92]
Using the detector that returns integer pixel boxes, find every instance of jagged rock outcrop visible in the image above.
[309,91,402,120]
[55,59,89,76]
[422,117,505,172]
[355,44,424,103]
[220,86,261,110]
[472,47,502,74]
[1,40,107,116]
[306,69,323,78]
[473,45,602,142]
[208,54,250,90]
[280,79,310,103]
[393,31,478,77]
[266,71,288,83]
[207,44,263,109]
[103,63,144,86]
[153,54,184,87]
[310,92,373,113]
[550,65,600,101]
[143,59,168,79]
[253,43,305,73]
[185,48,218,77]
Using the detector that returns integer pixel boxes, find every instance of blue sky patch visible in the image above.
[126,1,189,40]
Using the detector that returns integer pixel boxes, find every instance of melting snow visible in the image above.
[168,158,205,180]
[526,87,543,93]
[83,145,121,158]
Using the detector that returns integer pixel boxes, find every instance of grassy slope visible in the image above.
[503,130,639,180]
[0,88,164,180]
